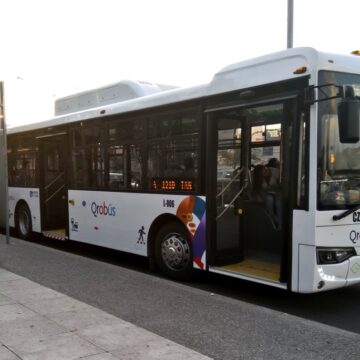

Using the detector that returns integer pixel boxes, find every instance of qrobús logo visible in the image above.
[91,201,116,218]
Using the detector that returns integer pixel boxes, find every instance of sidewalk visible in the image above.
[0,268,211,360]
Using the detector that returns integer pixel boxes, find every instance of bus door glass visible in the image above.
[211,103,286,282]
[243,105,283,273]
[39,134,68,230]
[214,112,243,263]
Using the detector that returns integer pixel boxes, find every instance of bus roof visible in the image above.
[54,80,178,116]
[8,47,360,134]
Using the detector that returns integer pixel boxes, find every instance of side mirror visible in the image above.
[338,87,360,143]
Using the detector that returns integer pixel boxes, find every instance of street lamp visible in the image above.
[287,0,294,48]
[0,81,10,244]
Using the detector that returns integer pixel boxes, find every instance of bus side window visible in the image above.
[108,144,143,190]
[147,139,198,191]
[108,145,125,189]
[129,145,142,189]
[9,154,36,187]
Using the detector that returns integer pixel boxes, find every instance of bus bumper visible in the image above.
[298,244,360,292]
[314,255,360,291]
[346,256,360,285]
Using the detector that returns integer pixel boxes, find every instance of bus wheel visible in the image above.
[155,222,193,280]
[16,203,33,240]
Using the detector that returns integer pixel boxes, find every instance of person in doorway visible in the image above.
[252,165,271,203]
[266,157,280,187]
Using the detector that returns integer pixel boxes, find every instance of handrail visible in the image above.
[216,167,243,199]
[44,172,65,191]
[216,166,252,220]
[45,184,65,203]
[216,184,247,220]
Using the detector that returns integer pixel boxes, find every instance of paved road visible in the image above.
[1,235,360,360]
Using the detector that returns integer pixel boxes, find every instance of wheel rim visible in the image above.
[161,232,191,271]
[19,210,30,236]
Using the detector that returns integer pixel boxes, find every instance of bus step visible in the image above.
[42,229,68,241]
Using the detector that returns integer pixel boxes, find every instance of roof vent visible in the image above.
[55,80,171,116]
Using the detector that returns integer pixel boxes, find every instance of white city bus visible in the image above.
[6,47,360,293]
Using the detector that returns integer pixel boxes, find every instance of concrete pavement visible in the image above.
[0,268,211,360]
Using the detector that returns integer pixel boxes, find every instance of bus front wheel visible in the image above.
[15,203,33,240]
[155,222,193,280]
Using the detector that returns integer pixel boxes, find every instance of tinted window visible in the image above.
[147,109,199,192]
[8,136,37,187]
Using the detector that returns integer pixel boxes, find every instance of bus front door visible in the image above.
[209,103,287,284]
[39,134,68,235]
[210,113,244,265]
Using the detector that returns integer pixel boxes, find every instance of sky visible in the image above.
[1,0,360,126]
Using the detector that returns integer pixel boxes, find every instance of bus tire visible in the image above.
[155,222,193,280]
[15,203,33,240]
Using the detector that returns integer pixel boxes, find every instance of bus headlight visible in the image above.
[317,247,356,264]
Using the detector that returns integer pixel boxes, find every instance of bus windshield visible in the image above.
[318,71,360,209]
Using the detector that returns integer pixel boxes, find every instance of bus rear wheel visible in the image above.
[16,203,33,240]
[155,222,193,280]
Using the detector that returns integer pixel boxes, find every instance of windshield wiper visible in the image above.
[333,204,360,221]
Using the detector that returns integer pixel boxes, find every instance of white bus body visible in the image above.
[7,48,360,293]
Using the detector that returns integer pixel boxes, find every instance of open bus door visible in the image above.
[207,113,244,264]
[38,132,68,240]
[207,101,293,286]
